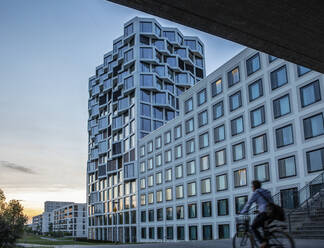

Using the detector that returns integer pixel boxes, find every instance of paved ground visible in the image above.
[18,239,324,248]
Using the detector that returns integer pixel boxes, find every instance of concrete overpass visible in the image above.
[107,0,324,73]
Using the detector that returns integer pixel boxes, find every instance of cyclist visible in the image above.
[240,180,273,248]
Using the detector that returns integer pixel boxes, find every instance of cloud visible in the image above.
[0,161,36,175]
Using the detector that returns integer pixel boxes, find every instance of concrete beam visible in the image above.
[107,0,324,73]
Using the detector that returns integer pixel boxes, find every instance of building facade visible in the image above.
[53,203,87,237]
[32,214,43,233]
[137,47,324,241]
[86,17,205,241]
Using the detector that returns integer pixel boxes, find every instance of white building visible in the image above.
[53,203,87,238]
[137,47,324,241]
[32,214,42,233]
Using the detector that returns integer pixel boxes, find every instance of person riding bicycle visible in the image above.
[240,180,273,248]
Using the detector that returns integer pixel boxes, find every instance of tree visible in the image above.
[0,188,28,247]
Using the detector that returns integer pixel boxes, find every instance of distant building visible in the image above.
[32,214,42,233]
[44,201,73,212]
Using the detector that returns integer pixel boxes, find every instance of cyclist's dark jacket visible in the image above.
[240,188,273,214]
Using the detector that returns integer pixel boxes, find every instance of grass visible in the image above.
[17,233,113,245]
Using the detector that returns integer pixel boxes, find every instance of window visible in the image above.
[306,148,324,173]
[141,103,151,117]
[276,124,294,148]
[148,192,154,204]
[149,226,154,239]
[174,125,182,140]
[148,175,154,187]
[140,47,153,59]
[235,196,248,214]
[248,79,263,102]
[252,134,267,155]
[268,55,277,63]
[303,113,324,139]
[124,23,133,36]
[217,199,229,216]
[211,78,222,97]
[157,226,163,239]
[189,226,198,240]
[271,65,288,90]
[202,225,213,240]
[141,90,151,103]
[140,146,145,157]
[176,205,184,219]
[198,110,208,127]
[273,94,291,118]
[213,101,224,120]
[155,154,162,167]
[140,22,152,32]
[175,145,182,159]
[218,224,230,239]
[216,174,228,191]
[156,190,163,203]
[155,136,162,149]
[141,228,146,239]
[229,91,242,111]
[141,118,151,132]
[202,201,212,217]
[176,185,184,199]
[141,62,150,72]
[278,156,296,178]
[232,142,245,162]
[177,226,185,240]
[186,139,195,154]
[165,149,172,163]
[140,161,146,173]
[164,131,171,145]
[185,98,193,113]
[188,203,197,218]
[197,89,207,106]
[201,178,211,194]
[214,124,225,143]
[166,187,173,201]
[166,226,173,239]
[141,211,146,222]
[215,149,226,167]
[250,106,265,128]
[124,49,133,63]
[228,67,240,87]
[300,80,321,107]
[166,207,173,220]
[175,164,183,179]
[234,168,247,187]
[156,172,162,185]
[200,155,210,171]
[165,168,172,182]
[246,53,261,76]
[140,194,146,205]
[147,158,153,170]
[231,116,244,136]
[187,182,196,197]
[185,118,194,134]
[140,178,146,189]
[297,65,311,77]
[199,132,209,149]
[164,31,175,42]
[187,160,196,175]
[254,163,270,182]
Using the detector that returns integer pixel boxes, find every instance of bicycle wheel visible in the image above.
[232,232,255,248]
[268,230,295,248]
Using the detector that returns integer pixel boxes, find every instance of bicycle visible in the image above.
[232,215,295,248]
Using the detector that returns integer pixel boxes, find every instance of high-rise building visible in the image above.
[87,17,205,241]
[137,47,324,241]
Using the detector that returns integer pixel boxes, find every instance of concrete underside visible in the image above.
[107,0,324,73]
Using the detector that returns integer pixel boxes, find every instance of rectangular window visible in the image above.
[124,23,133,37]
[141,103,151,117]
[235,196,248,214]
[187,182,196,197]
[198,110,208,127]
[141,211,146,222]
[156,172,162,185]
[186,139,195,154]
[234,168,247,187]
[211,78,222,97]
[140,47,153,59]
[297,65,311,77]
[252,134,267,155]
[148,192,154,204]
[200,154,210,171]
[140,178,146,189]
[177,226,185,240]
[218,224,230,239]
[176,205,184,219]
[187,160,196,175]
[303,113,324,139]
[217,199,229,216]
[233,142,245,161]
[165,187,173,201]
[155,154,162,167]
[140,194,146,205]
[228,67,240,87]
[300,80,321,107]
[140,146,145,157]
[176,185,184,199]
[174,125,182,140]
[254,163,270,182]
[271,65,288,90]
[185,98,193,113]
[229,91,242,111]
[276,124,294,148]
[140,22,152,32]
[157,226,163,239]
[188,203,197,218]
[149,227,154,239]
[189,226,198,240]
[202,201,212,217]
[201,178,211,194]
[248,79,263,102]
[156,190,163,203]
[250,106,265,128]
[306,148,324,173]
[199,132,209,149]
[185,118,194,134]
[166,226,173,239]
[273,94,291,118]
[214,124,225,143]
[165,149,172,163]
[175,145,182,159]
[148,175,153,187]
[166,207,173,220]
[202,225,213,240]
[231,116,244,136]
[164,130,171,145]
[165,168,172,182]
[216,174,228,191]
[175,164,183,179]
[155,136,162,149]
[278,156,296,178]
[141,228,146,239]
[246,53,261,76]
[213,101,224,120]
[268,55,277,63]
[197,89,207,106]
[147,158,153,170]
[215,149,226,167]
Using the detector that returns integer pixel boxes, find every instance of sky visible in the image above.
[0,0,244,222]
